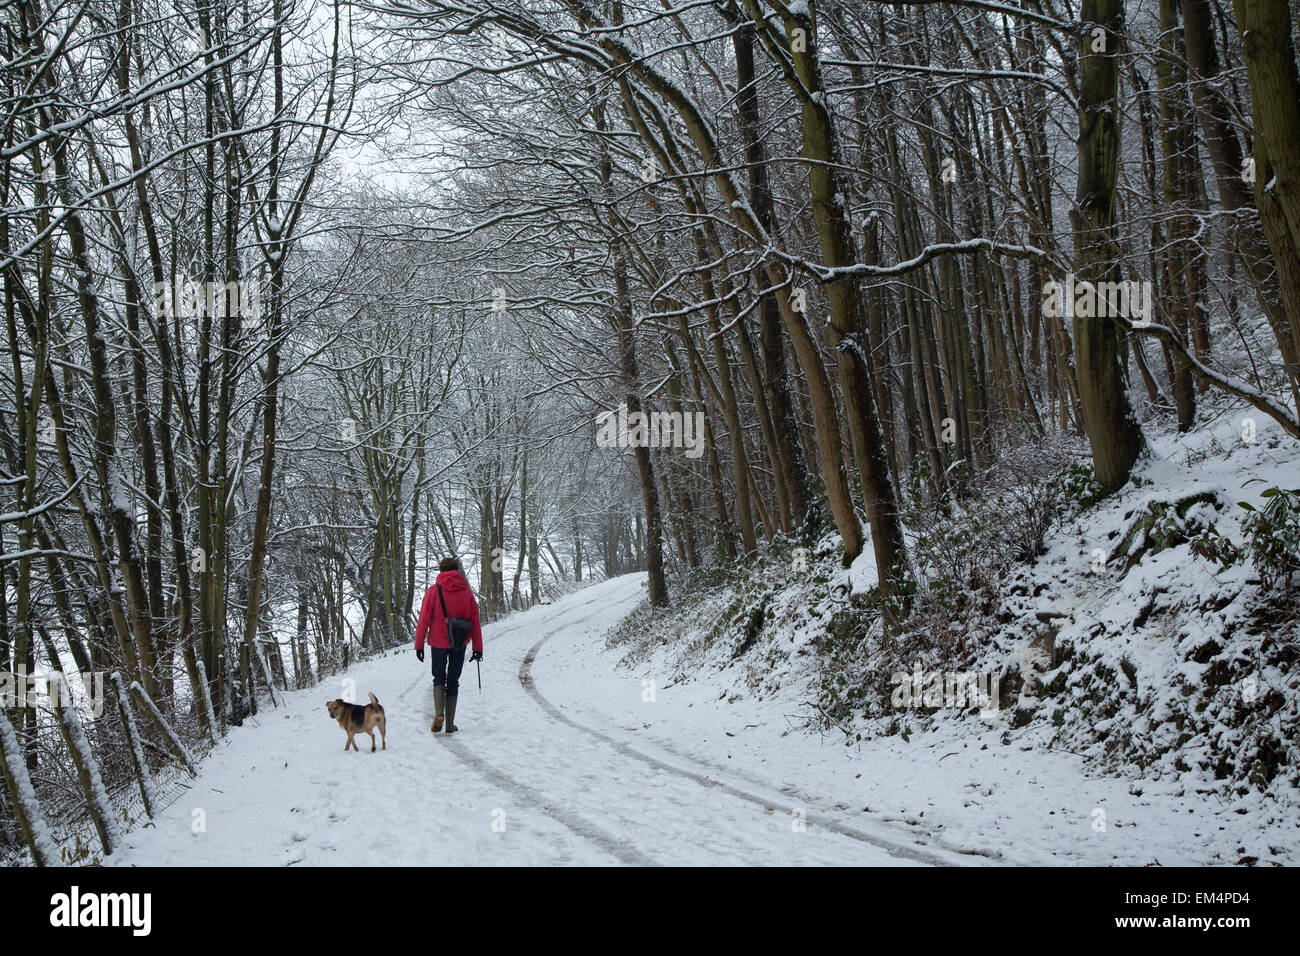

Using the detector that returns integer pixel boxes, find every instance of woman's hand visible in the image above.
[416,648,425,663]
[470,650,482,662]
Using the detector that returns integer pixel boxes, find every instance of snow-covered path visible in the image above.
[107,575,978,866]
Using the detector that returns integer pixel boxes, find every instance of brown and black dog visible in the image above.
[326,692,387,752]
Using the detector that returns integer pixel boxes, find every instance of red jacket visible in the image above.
[414,570,483,653]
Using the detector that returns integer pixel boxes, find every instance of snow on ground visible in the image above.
[108,434,1298,868]
[567,641,1287,866]
[109,576,973,866]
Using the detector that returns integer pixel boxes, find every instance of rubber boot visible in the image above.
[445,695,458,735]
[431,687,445,733]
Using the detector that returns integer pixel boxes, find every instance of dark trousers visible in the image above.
[430,646,467,698]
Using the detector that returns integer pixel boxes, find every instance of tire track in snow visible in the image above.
[397,581,656,866]
[442,739,655,866]
[517,605,973,867]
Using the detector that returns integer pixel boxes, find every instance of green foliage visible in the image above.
[731,592,771,659]
[796,476,833,546]
[1189,524,1243,572]
[811,606,880,728]
[1238,487,1300,592]
[1060,463,1106,510]
[1111,491,1222,572]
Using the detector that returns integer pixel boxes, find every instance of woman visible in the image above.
[413,557,484,734]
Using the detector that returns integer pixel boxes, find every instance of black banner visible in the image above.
[0,865,1281,944]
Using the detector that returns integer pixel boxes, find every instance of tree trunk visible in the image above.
[1071,0,1145,490]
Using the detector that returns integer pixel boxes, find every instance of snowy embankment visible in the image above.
[604,406,1300,865]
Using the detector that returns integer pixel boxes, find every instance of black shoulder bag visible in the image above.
[437,584,474,650]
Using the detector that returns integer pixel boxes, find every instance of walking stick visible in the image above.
[476,658,481,693]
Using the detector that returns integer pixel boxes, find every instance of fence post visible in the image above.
[194,658,218,746]
[255,643,280,708]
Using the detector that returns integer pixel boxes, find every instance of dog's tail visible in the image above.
[368,691,382,710]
